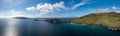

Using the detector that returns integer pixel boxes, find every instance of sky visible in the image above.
[0,0,120,18]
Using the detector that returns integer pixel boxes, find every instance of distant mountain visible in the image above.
[14,17,29,19]
[70,12,120,31]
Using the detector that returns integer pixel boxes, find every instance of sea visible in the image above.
[0,18,120,36]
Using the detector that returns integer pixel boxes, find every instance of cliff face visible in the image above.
[71,12,120,30]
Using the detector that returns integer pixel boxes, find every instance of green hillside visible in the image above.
[71,12,120,30]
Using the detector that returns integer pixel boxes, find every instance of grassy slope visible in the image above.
[71,12,120,28]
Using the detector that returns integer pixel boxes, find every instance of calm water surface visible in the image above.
[0,19,120,36]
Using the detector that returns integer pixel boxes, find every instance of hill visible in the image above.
[71,12,120,30]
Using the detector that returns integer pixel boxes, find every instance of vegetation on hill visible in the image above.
[70,12,120,30]
[46,12,120,30]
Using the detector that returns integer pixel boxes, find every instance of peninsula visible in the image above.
[47,12,120,31]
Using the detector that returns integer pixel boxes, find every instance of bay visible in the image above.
[0,19,120,36]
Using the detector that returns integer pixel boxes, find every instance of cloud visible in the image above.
[93,8,110,13]
[71,0,90,10]
[26,1,68,15]
[0,12,3,18]
[93,6,119,13]
[3,0,26,6]
[112,6,117,10]
[25,0,98,18]
[26,6,36,12]
[9,10,24,17]
[97,8,110,12]
[0,10,26,18]
[26,0,96,15]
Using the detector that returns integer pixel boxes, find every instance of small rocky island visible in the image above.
[46,18,62,23]
[46,18,71,23]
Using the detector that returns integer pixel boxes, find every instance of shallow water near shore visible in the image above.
[0,19,120,36]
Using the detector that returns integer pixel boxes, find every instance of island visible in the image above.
[13,17,29,19]
[46,18,62,23]
[46,18,72,23]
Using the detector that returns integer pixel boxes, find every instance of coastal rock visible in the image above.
[34,19,39,21]
[46,18,62,23]
[108,27,120,31]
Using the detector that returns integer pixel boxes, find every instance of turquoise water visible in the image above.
[0,19,120,36]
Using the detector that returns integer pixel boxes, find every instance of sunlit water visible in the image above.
[0,19,120,36]
[3,19,19,36]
